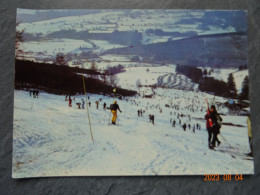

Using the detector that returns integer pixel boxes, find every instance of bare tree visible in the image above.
[101,70,108,84]
[109,74,118,87]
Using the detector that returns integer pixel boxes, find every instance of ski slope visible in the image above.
[13,89,253,178]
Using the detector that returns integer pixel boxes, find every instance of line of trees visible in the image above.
[15,59,137,97]
[176,64,203,83]
[199,73,249,100]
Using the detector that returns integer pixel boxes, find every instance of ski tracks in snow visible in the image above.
[156,73,195,90]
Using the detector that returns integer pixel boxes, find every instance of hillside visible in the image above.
[13,88,253,178]
[107,32,247,67]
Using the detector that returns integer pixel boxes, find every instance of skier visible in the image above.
[149,115,154,124]
[209,105,222,148]
[33,90,36,98]
[188,124,191,130]
[109,100,122,125]
[89,101,91,107]
[151,115,155,124]
[103,102,106,110]
[172,120,176,127]
[35,90,39,98]
[29,90,32,97]
[76,102,81,109]
[182,123,187,131]
[68,96,72,107]
[95,101,99,109]
[205,108,214,148]
[247,114,253,157]
[193,124,195,133]
[81,98,85,109]
[138,110,140,116]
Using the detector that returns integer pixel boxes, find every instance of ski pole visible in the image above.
[108,112,111,125]
[117,113,119,125]
[219,133,234,149]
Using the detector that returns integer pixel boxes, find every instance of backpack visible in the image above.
[215,114,222,128]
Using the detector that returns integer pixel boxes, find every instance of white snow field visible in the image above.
[13,88,253,178]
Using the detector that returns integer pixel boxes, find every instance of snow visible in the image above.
[232,70,248,93]
[20,39,93,57]
[92,40,128,53]
[117,66,176,89]
[13,88,253,178]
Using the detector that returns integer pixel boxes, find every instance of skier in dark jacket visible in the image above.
[35,90,39,98]
[182,123,187,131]
[172,120,176,127]
[68,96,72,107]
[81,98,85,109]
[109,100,122,125]
[209,105,222,148]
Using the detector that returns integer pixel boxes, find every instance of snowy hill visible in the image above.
[116,65,198,92]
[17,9,247,68]
[13,89,253,178]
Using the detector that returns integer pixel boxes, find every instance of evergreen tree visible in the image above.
[227,73,237,98]
[54,53,67,66]
[240,76,249,100]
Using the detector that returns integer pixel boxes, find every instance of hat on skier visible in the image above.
[113,100,117,104]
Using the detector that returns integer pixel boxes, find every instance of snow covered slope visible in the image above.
[13,89,253,178]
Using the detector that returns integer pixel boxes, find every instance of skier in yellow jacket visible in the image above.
[109,100,122,125]
[247,114,253,157]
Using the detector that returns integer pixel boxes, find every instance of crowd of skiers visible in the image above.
[64,94,123,125]
[61,92,253,154]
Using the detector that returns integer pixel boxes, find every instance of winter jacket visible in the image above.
[110,103,121,112]
[210,111,222,127]
[205,111,213,129]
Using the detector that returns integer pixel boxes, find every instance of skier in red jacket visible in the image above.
[205,109,213,149]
